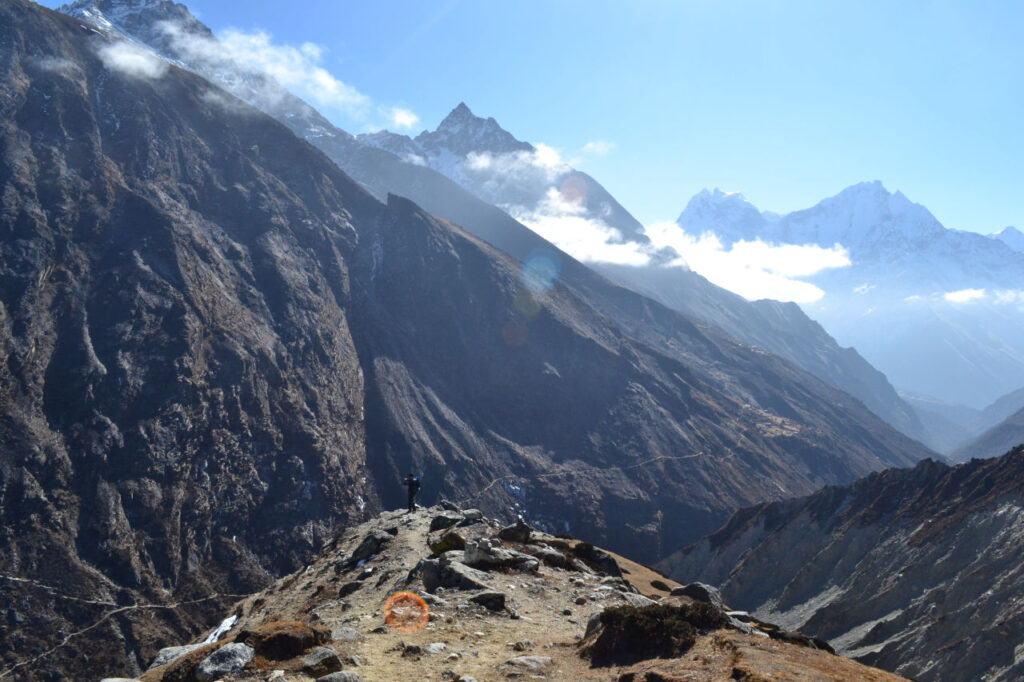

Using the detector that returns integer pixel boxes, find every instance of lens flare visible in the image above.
[522,248,562,294]
[384,591,429,634]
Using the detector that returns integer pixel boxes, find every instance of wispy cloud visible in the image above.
[97,41,168,79]
[643,223,852,303]
[581,140,614,156]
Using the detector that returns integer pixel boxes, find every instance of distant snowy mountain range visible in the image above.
[675,184,1024,410]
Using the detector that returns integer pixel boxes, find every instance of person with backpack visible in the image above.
[402,473,421,512]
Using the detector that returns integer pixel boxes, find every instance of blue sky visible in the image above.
[46,0,1022,234]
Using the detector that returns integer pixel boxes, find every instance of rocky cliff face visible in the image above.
[0,2,379,677]
[1,2,933,679]
[659,445,1024,681]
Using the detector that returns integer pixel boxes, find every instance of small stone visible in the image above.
[402,644,422,658]
[425,642,447,654]
[574,597,587,605]
[562,608,572,616]
[512,639,533,651]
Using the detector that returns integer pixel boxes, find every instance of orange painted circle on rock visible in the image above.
[384,591,430,634]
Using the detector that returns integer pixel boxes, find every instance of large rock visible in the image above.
[418,558,492,592]
[670,583,724,610]
[348,531,394,567]
[147,643,205,670]
[236,621,331,660]
[302,645,343,677]
[194,642,254,681]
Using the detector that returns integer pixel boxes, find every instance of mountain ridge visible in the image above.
[658,445,1024,681]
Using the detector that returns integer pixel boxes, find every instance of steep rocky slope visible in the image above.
[118,505,908,682]
[952,407,1024,461]
[1,1,383,677]
[659,445,1024,681]
[1,2,932,678]
[59,0,931,450]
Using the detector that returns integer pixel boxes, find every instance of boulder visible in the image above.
[348,531,393,566]
[147,643,205,670]
[419,558,492,592]
[430,511,465,531]
[194,642,254,681]
[670,582,724,610]
[497,519,532,543]
[500,655,553,675]
[302,645,343,677]
[429,529,467,555]
[620,592,656,608]
[572,542,622,577]
[235,620,331,660]
[469,591,507,611]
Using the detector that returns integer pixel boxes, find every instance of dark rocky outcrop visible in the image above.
[660,445,1024,681]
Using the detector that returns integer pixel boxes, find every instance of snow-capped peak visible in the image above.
[990,225,1024,252]
[676,188,769,243]
[414,103,533,158]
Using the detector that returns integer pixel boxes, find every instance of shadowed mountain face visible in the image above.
[659,445,1024,682]
[1,1,932,678]
[0,2,378,676]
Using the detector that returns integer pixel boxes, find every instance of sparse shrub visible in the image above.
[583,602,728,667]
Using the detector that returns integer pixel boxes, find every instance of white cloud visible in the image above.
[854,284,875,295]
[510,188,650,266]
[97,41,168,79]
[388,107,419,129]
[944,288,987,303]
[404,153,427,166]
[643,222,851,303]
[582,140,614,156]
